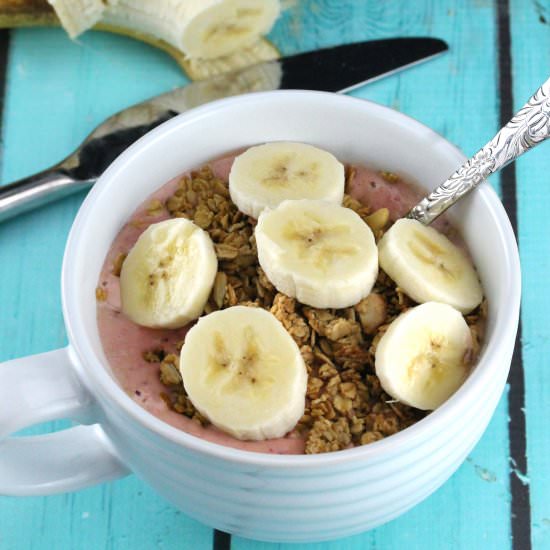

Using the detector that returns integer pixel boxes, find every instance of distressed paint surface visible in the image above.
[510,1,550,548]
[0,0,547,548]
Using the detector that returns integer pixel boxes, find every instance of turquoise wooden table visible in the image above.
[0,1,548,548]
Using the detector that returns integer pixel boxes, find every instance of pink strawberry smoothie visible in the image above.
[97,154,454,454]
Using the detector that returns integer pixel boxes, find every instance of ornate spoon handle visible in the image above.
[408,76,550,225]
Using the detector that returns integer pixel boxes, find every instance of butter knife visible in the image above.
[0,37,447,222]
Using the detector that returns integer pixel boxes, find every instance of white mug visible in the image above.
[0,91,521,543]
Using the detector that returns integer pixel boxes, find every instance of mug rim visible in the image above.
[62,90,521,467]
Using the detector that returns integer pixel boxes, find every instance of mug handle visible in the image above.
[0,347,129,495]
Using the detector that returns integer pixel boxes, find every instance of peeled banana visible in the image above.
[47,0,111,37]
[180,38,279,81]
[46,0,281,62]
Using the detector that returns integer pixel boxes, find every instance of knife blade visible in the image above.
[0,37,447,222]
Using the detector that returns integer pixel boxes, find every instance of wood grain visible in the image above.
[510,0,550,548]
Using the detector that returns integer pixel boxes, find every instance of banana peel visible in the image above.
[0,0,281,80]
[0,0,57,27]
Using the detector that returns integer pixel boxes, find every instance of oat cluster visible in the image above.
[126,165,485,454]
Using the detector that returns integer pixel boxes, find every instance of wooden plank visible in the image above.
[0,0,522,548]
[496,1,531,548]
[509,1,550,548]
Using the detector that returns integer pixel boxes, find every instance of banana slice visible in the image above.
[120,218,217,329]
[180,306,307,440]
[255,199,378,309]
[229,142,345,219]
[102,0,281,60]
[375,302,473,410]
[378,219,483,314]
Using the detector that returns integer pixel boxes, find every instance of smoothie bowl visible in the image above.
[0,91,520,542]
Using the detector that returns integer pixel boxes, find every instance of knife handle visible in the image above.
[0,169,92,222]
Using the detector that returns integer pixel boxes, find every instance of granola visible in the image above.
[135,164,486,454]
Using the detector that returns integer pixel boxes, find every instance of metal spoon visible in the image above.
[408,76,550,225]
